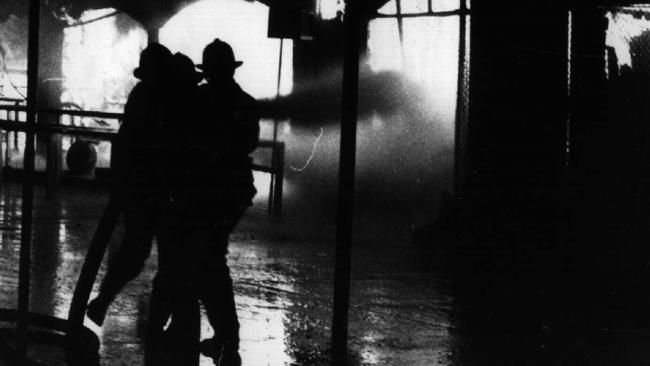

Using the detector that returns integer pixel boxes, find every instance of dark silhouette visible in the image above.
[182,38,259,366]
[83,40,258,366]
[84,50,210,366]
[144,42,259,366]
[143,52,206,366]
[85,43,174,326]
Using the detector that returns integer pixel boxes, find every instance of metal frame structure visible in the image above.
[0,106,286,216]
[0,98,25,179]
[330,0,470,363]
[373,0,470,18]
[17,0,40,359]
[368,0,471,194]
[0,108,285,364]
[0,0,470,364]
[374,9,468,18]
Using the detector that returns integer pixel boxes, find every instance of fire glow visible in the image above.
[62,9,146,114]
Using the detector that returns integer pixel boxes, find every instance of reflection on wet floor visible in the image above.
[0,182,455,365]
[0,187,21,311]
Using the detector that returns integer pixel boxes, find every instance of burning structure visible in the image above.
[1,0,464,235]
[1,0,650,365]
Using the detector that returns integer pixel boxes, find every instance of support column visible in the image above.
[467,2,569,217]
[453,0,469,198]
[567,8,607,172]
[456,5,572,363]
[0,128,4,181]
[17,0,40,358]
[147,27,160,44]
[38,11,65,197]
[330,0,362,364]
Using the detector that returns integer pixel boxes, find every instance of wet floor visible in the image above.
[0,182,456,365]
[4,181,650,365]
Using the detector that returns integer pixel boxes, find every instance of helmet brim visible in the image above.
[196,61,243,71]
[133,67,143,80]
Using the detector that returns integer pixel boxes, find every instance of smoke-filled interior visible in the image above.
[0,15,27,100]
[0,0,465,243]
[7,2,650,365]
[0,6,466,362]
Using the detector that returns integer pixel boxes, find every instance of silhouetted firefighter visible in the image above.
[143,52,206,366]
[82,40,258,366]
[86,43,174,328]
[144,40,259,366]
[84,47,205,364]
[187,38,259,366]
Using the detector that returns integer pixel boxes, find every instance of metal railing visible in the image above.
[0,105,285,216]
[0,103,285,364]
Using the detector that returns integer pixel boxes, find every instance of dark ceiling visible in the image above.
[1,0,392,28]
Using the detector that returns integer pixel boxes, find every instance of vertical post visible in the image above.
[268,144,275,216]
[3,129,7,167]
[272,142,285,217]
[17,0,40,358]
[4,106,10,168]
[109,127,118,172]
[147,27,160,44]
[565,11,572,167]
[269,38,284,215]
[276,38,284,101]
[0,106,5,180]
[6,102,19,167]
[331,0,362,364]
[46,119,61,199]
[0,127,4,181]
[394,0,407,71]
[39,14,64,199]
[454,0,468,197]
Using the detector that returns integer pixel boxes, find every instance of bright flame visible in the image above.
[367,19,402,70]
[160,0,293,99]
[378,0,460,14]
[62,9,147,113]
[432,0,461,12]
[605,10,650,68]
[400,0,428,14]
[0,15,28,99]
[318,0,345,20]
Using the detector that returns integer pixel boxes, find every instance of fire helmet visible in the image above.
[197,39,243,74]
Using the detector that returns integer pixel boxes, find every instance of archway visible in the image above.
[161,0,293,100]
